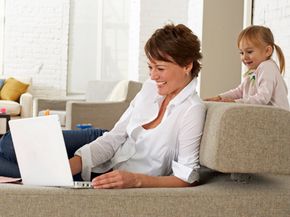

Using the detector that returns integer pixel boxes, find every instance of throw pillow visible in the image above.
[0,77,29,101]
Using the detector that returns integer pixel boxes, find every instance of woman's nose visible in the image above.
[150,69,159,80]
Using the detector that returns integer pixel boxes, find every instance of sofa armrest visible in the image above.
[65,101,130,130]
[200,102,290,175]
[19,92,33,118]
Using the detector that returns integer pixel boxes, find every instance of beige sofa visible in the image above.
[0,102,289,217]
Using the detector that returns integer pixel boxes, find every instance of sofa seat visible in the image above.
[0,171,289,217]
[0,100,21,116]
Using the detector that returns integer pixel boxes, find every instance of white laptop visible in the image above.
[9,115,92,188]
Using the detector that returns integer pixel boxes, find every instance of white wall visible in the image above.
[3,0,70,98]
[253,0,290,103]
[138,0,189,82]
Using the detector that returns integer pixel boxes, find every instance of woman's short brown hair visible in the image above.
[144,24,202,78]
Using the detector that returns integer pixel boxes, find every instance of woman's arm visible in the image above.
[69,155,82,175]
[91,170,192,189]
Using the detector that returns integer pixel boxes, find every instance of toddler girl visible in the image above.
[205,25,289,110]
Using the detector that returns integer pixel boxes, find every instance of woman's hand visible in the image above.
[92,170,141,189]
[204,96,222,101]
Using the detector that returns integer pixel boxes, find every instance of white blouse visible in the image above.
[75,78,206,183]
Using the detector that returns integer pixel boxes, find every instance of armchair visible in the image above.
[34,80,142,130]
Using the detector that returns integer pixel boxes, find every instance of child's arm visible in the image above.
[203,96,221,101]
[204,79,246,102]
[219,82,244,100]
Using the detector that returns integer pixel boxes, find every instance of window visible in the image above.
[67,0,130,94]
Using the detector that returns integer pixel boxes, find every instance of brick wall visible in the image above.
[3,0,69,98]
[253,0,290,103]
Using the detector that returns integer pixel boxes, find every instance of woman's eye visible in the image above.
[157,68,164,71]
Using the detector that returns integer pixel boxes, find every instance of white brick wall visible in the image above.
[3,0,70,98]
[253,0,290,103]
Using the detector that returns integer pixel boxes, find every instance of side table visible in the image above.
[0,114,10,135]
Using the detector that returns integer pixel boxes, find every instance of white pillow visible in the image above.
[106,80,129,101]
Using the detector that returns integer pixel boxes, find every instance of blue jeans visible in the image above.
[0,128,107,178]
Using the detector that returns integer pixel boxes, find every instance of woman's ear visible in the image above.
[185,62,193,72]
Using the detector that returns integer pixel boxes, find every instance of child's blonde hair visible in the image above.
[237,25,285,74]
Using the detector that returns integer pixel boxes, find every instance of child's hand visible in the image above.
[204,96,222,101]
[220,98,235,103]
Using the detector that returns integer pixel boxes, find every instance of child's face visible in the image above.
[239,40,272,70]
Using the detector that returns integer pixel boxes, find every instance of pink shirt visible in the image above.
[220,59,289,110]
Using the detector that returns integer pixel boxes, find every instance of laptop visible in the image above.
[8,115,92,188]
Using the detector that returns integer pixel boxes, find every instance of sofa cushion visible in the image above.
[0,100,21,115]
[106,80,129,101]
[0,78,29,101]
[200,102,290,175]
[0,172,289,217]
[85,80,119,102]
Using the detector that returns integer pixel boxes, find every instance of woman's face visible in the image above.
[147,58,192,98]
[239,39,272,70]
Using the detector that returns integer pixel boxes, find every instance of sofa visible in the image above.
[0,76,33,134]
[33,80,142,130]
[0,102,289,217]
[0,76,33,119]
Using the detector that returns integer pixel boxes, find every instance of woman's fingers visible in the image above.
[91,170,137,189]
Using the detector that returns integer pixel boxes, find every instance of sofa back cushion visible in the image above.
[200,102,290,175]
[106,80,129,102]
[85,80,119,102]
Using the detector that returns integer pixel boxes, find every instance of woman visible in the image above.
[0,23,206,189]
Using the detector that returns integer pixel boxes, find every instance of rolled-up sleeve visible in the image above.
[173,104,206,183]
[75,146,92,181]
[172,161,199,183]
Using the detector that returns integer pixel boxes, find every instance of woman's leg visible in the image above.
[0,132,17,162]
[62,128,107,158]
[0,155,20,178]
